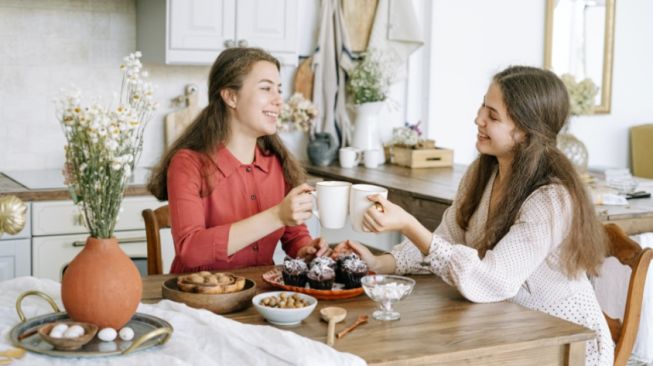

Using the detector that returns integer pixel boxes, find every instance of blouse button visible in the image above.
[253,244,259,251]
[245,167,252,173]
[250,194,256,200]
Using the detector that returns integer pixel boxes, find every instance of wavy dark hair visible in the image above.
[455,66,608,277]
[148,48,306,200]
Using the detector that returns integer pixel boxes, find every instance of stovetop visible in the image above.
[3,167,151,190]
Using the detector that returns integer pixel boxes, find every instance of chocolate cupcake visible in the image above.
[310,256,336,271]
[335,252,360,284]
[282,257,308,287]
[307,263,335,290]
[341,257,368,289]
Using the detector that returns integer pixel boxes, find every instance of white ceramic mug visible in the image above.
[339,147,362,168]
[363,149,383,168]
[311,181,351,229]
[349,184,388,232]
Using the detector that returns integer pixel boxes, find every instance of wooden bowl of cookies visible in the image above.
[162,271,256,314]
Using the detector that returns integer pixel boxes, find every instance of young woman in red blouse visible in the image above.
[148,48,329,273]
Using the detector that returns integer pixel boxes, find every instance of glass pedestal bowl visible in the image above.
[361,275,415,321]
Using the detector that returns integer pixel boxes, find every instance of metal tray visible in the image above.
[9,291,173,358]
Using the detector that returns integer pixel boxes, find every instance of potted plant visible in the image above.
[346,49,391,152]
[55,52,157,329]
[558,73,598,172]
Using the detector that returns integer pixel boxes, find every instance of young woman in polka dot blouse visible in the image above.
[335,66,613,365]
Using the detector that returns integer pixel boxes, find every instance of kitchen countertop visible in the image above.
[305,163,653,235]
[0,170,151,201]
[3,164,652,235]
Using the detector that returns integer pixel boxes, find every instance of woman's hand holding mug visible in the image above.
[277,183,314,226]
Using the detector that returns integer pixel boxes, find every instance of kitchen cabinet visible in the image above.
[0,239,31,280]
[32,231,148,282]
[0,204,31,281]
[31,196,165,281]
[136,0,299,66]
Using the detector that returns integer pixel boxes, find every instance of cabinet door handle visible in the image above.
[224,39,235,48]
[72,237,146,247]
[238,39,248,47]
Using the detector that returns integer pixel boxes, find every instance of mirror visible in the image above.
[544,0,615,114]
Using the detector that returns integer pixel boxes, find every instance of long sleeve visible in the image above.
[168,150,232,268]
[425,185,572,303]
[168,147,316,273]
[281,225,313,259]
[391,168,468,274]
[433,196,465,245]
[392,184,572,302]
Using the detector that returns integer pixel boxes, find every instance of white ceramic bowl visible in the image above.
[252,291,317,326]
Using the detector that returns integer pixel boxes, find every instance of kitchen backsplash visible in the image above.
[0,0,301,171]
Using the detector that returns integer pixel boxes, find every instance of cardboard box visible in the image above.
[631,124,653,179]
[392,147,453,168]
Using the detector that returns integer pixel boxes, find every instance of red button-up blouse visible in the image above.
[167,146,313,273]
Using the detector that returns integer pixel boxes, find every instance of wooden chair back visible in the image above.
[142,205,171,275]
[602,223,653,366]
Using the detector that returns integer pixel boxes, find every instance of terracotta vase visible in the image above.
[61,237,142,329]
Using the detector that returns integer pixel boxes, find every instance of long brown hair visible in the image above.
[148,48,306,200]
[456,66,607,277]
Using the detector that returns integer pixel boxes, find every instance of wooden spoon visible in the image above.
[320,307,347,346]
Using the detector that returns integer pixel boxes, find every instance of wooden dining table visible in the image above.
[142,265,595,365]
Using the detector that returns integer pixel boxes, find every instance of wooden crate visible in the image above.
[392,147,453,168]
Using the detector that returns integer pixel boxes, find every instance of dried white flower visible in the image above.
[561,74,598,116]
[55,51,157,238]
[346,49,392,105]
[277,93,318,132]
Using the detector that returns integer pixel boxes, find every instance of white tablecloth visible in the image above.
[594,232,653,364]
[0,277,366,366]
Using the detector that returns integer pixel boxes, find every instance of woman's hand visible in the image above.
[277,183,314,226]
[362,195,414,234]
[332,240,379,272]
[297,237,331,261]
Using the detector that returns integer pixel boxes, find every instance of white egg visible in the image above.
[118,327,134,341]
[68,325,85,336]
[63,325,84,339]
[49,330,65,339]
[98,327,117,342]
[51,323,69,334]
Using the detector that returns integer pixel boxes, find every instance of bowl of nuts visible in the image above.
[252,291,317,326]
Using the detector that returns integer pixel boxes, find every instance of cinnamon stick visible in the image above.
[337,315,368,339]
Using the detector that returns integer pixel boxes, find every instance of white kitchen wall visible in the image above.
[0,0,319,171]
[422,0,653,169]
[1,0,651,171]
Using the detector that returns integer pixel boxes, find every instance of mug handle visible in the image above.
[355,150,363,165]
[310,191,320,220]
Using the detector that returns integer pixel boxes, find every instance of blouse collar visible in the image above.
[215,144,273,178]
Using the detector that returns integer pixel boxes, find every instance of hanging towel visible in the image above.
[367,0,424,82]
[311,0,354,147]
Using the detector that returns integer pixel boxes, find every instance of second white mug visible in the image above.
[349,184,388,232]
[363,149,383,168]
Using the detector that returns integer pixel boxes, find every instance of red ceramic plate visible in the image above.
[261,267,365,300]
